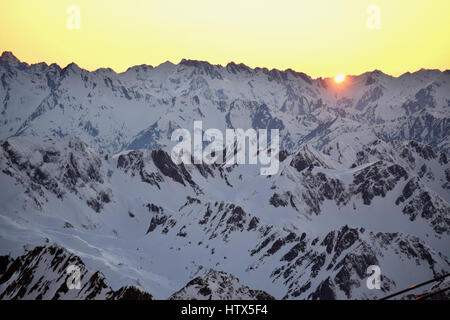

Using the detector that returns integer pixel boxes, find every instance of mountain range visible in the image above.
[0,52,448,299]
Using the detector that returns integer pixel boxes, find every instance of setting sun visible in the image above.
[334,74,346,83]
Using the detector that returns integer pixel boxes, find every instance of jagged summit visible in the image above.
[180,58,220,67]
[155,60,175,68]
[0,51,22,66]
[124,64,154,73]
[62,61,82,73]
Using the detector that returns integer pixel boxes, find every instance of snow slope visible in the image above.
[0,136,448,299]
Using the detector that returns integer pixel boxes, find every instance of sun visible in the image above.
[334,74,346,83]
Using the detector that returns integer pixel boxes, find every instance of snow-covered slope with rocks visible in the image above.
[1,51,449,155]
[169,269,274,300]
[0,135,448,299]
[0,245,153,300]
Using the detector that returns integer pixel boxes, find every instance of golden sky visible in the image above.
[0,0,449,78]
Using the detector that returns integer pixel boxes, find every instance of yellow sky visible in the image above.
[0,0,449,78]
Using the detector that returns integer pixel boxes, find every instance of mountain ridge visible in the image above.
[2,51,448,80]
[1,50,449,156]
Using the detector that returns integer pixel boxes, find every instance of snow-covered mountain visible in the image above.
[0,135,448,299]
[0,52,448,299]
[1,51,449,154]
[169,269,274,300]
[0,245,153,300]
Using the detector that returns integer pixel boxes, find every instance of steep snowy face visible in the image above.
[0,52,449,155]
[0,136,448,299]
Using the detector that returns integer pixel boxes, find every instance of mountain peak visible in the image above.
[169,269,275,300]
[226,61,253,74]
[61,62,83,75]
[155,60,175,69]
[179,58,217,68]
[359,69,392,85]
[66,62,80,69]
[124,64,153,73]
[0,51,21,66]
